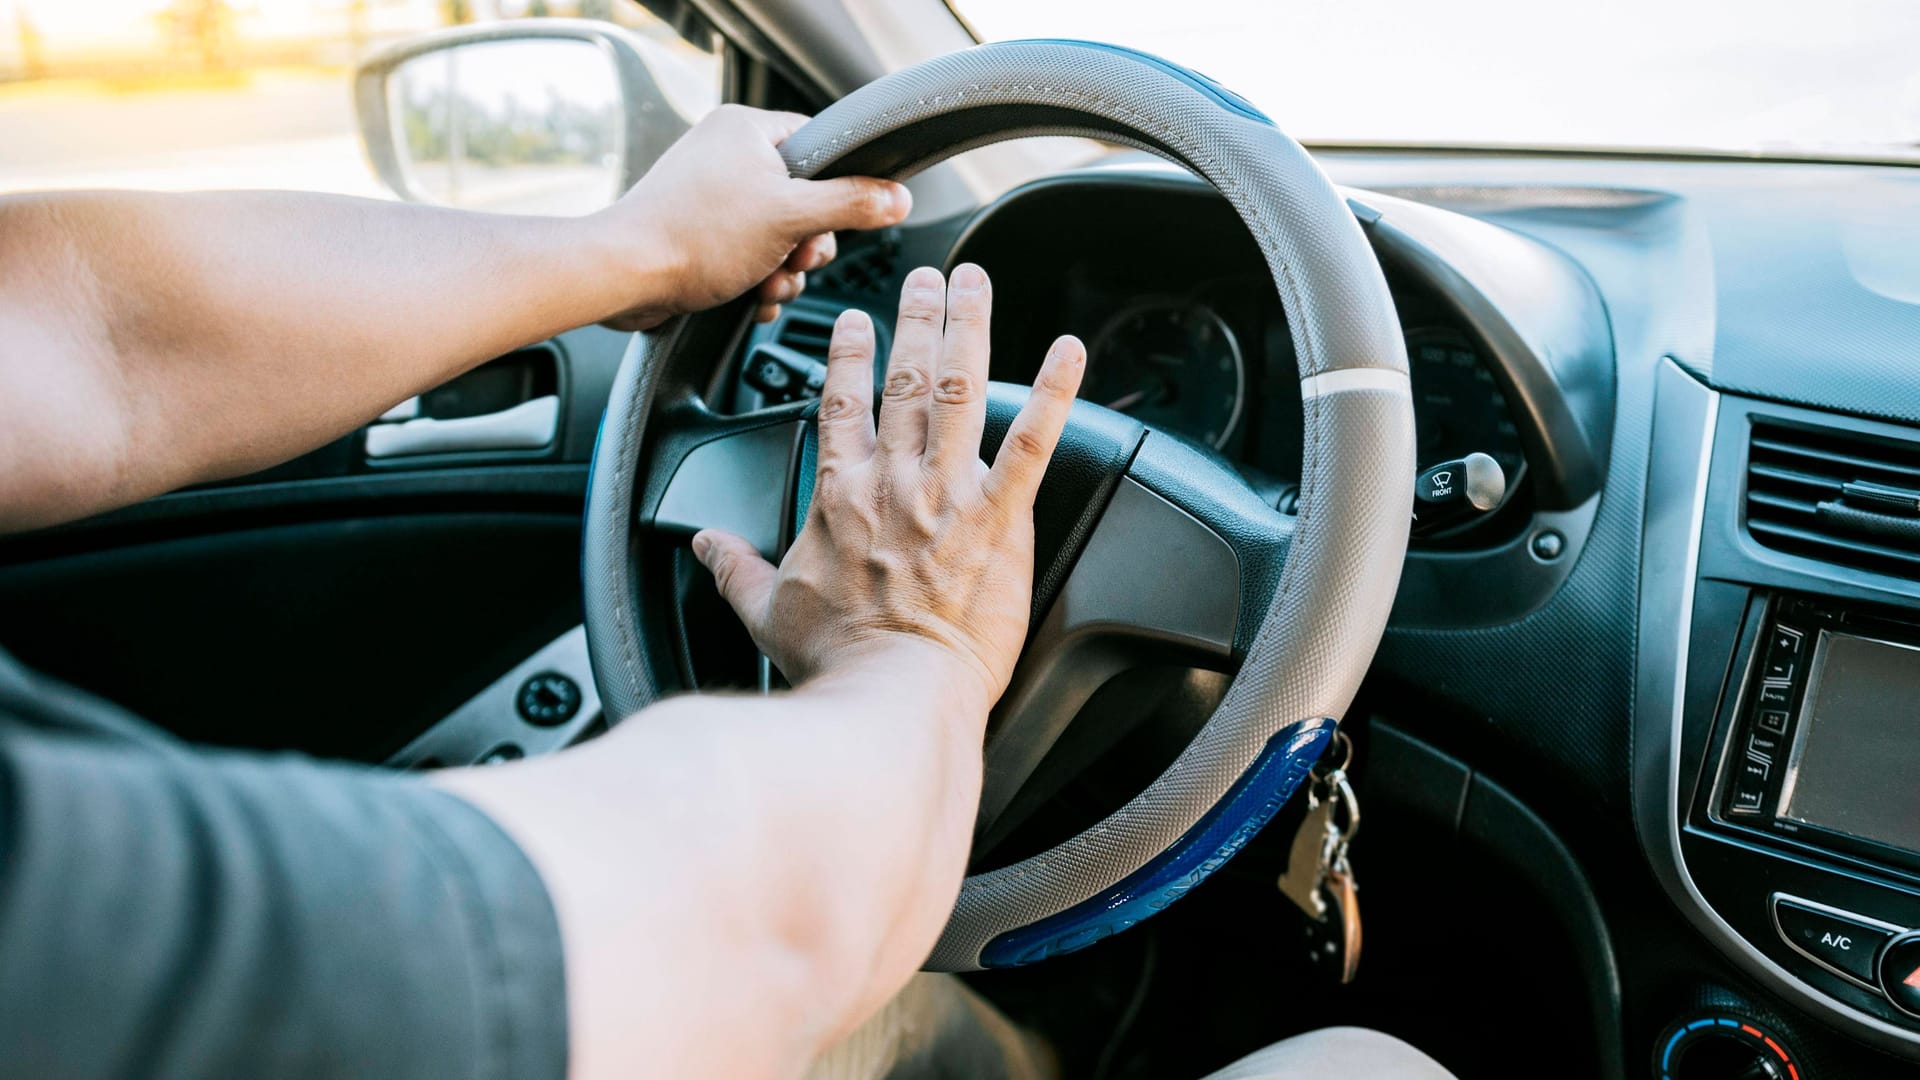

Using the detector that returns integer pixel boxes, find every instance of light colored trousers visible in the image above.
[806,974,1454,1080]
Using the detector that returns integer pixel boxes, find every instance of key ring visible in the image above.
[1308,732,1359,858]
[1304,730,1354,808]
[1310,730,1354,787]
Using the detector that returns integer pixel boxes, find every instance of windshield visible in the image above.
[954,0,1920,162]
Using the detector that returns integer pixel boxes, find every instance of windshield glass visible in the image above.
[954,0,1920,162]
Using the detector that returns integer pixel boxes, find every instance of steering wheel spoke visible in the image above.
[641,397,813,561]
[977,476,1244,848]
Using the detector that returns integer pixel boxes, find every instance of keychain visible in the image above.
[1276,731,1363,983]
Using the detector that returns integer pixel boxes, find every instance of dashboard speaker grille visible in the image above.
[1746,420,1920,580]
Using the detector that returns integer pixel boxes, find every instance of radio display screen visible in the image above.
[1780,631,1920,853]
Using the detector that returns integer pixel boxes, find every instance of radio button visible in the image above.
[1729,785,1766,814]
[1763,625,1804,682]
[1774,895,1899,986]
[1756,708,1789,736]
[1769,625,1805,658]
[1757,682,1792,711]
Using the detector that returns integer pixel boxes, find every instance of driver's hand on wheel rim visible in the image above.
[692,263,1086,704]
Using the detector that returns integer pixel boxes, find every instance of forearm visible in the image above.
[0,190,654,530]
[436,645,990,1080]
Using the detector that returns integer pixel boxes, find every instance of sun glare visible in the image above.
[0,2,639,195]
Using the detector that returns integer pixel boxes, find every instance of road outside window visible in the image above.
[0,1,722,208]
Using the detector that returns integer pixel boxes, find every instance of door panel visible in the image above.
[0,327,629,762]
[0,511,583,762]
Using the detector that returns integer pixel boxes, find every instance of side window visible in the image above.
[0,2,722,205]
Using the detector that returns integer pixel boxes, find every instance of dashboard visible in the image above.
[942,176,1529,514]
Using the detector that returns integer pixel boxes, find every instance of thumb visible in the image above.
[690,529,777,636]
[785,176,912,237]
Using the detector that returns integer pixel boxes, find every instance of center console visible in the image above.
[1639,361,1920,1061]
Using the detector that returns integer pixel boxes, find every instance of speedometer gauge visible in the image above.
[1086,302,1245,449]
[1405,327,1526,483]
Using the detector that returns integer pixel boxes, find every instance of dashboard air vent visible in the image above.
[769,305,837,360]
[1746,421,1920,580]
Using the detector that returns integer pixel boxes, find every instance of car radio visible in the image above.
[1710,594,1920,875]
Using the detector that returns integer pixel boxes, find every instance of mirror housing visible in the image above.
[354,18,716,214]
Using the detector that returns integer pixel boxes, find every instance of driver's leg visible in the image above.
[1201,1026,1455,1079]
[805,973,1055,1080]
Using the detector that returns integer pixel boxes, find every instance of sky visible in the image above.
[957,0,1920,157]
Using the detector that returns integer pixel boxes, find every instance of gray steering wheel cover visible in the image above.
[582,40,1413,970]
[582,327,683,722]
[779,42,1406,381]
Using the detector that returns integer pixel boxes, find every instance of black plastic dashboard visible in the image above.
[946,175,1533,493]
[1323,152,1920,1075]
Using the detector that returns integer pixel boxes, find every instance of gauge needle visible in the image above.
[1104,389,1148,412]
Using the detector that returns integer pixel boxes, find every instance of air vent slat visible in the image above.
[1747,462,1844,498]
[1746,421,1920,582]
[1747,489,1820,518]
[1747,519,1920,573]
[1750,436,1920,488]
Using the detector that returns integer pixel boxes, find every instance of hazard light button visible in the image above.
[1773,894,1898,987]
[1878,930,1920,1017]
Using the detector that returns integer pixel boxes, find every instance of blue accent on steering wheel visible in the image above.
[979,717,1335,967]
[1005,39,1274,127]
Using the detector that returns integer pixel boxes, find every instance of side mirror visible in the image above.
[354,18,716,215]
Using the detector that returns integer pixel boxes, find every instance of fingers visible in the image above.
[749,236,832,324]
[785,233,836,272]
[875,267,944,461]
[817,309,877,468]
[786,176,912,238]
[691,530,777,640]
[758,270,806,305]
[986,335,1086,506]
[923,264,992,475]
[753,267,808,323]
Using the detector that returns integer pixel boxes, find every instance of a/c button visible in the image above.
[1773,895,1897,985]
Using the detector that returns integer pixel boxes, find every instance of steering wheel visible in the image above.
[582,39,1413,971]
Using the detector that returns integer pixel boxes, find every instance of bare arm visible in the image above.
[0,106,909,532]
[438,649,992,1079]
[439,266,1089,1079]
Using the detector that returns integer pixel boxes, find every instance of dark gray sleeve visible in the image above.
[0,726,569,1080]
